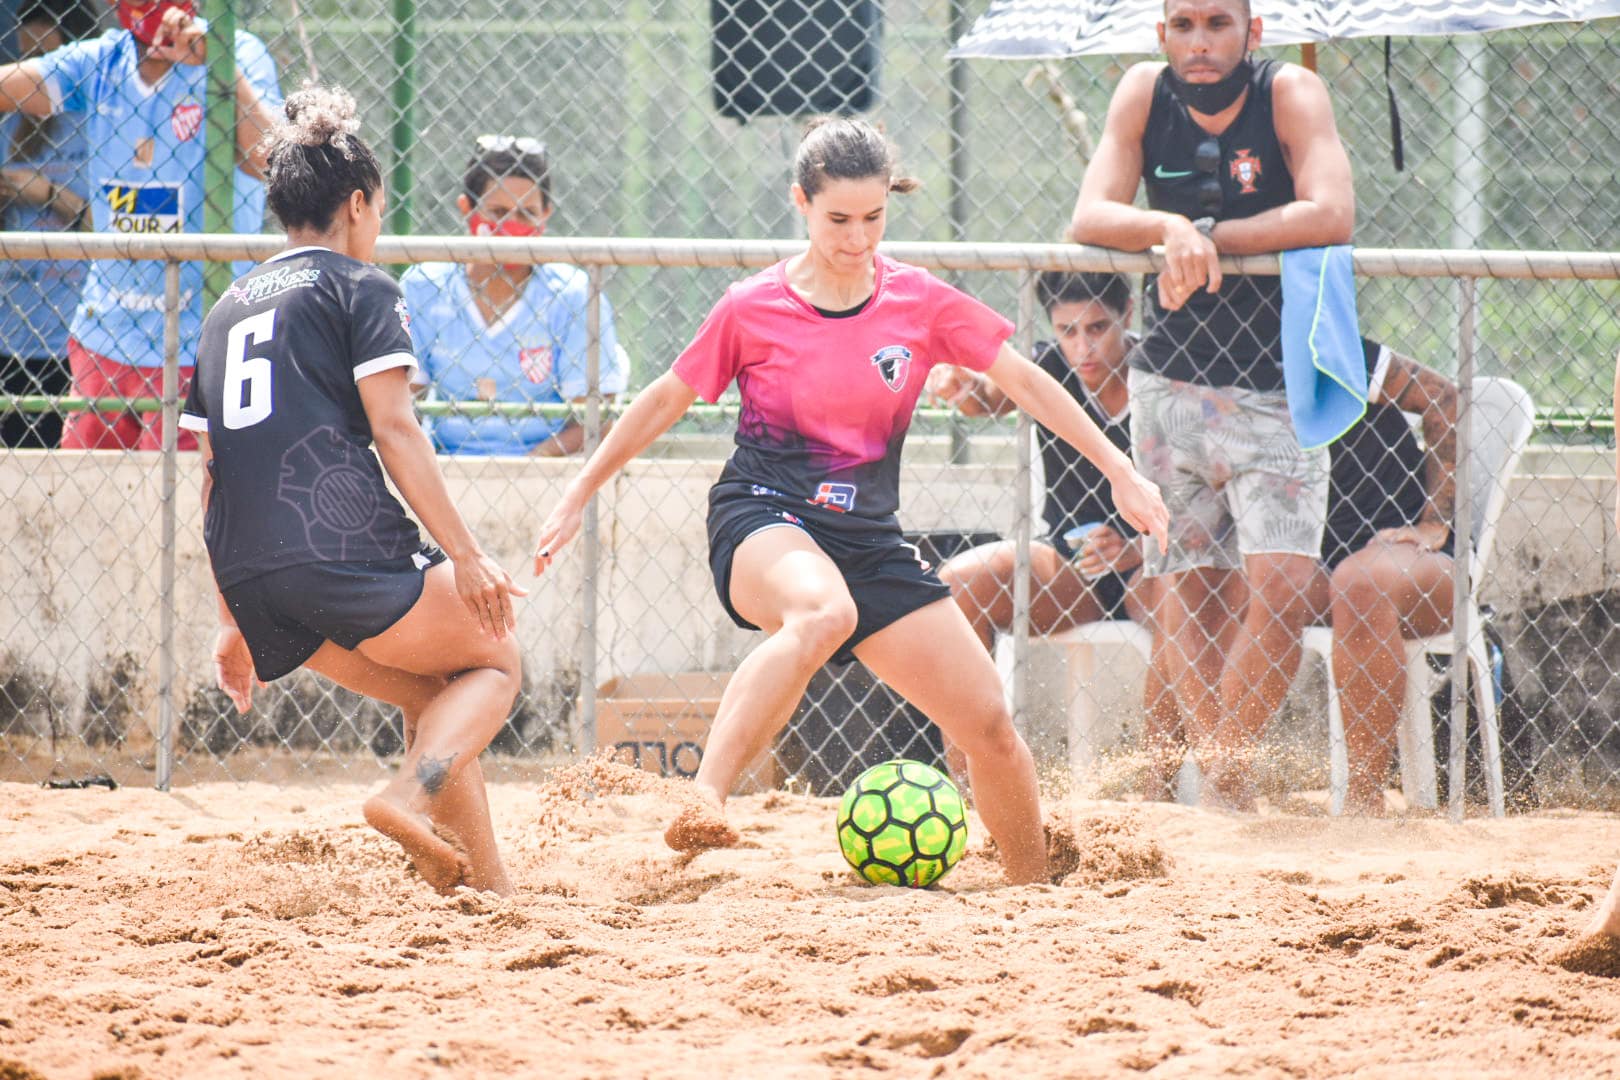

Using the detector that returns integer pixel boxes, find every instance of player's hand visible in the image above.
[213,625,261,715]
[1373,521,1450,551]
[1158,217,1221,312]
[1108,467,1170,556]
[532,499,584,576]
[148,7,207,65]
[1077,525,1140,578]
[453,550,527,639]
[926,365,980,409]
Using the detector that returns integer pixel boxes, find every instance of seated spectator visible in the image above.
[403,135,625,456]
[936,330,1461,816]
[0,0,90,448]
[1137,339,1460,812]
[931,271,1149,645]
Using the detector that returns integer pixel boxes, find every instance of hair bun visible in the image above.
[275,83,360,148]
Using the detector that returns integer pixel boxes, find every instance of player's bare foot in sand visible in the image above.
[364,793,471,894]
[1550,867,1620,977]
[664,787,739,853]
[1581,866,1620,939]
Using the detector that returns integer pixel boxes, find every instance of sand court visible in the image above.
[3,766,1619,1078]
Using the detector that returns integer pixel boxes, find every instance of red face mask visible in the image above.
[116,0,196,46]
[468,212,543,239]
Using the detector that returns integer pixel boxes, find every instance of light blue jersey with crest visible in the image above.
[35,28,281,367]
[401,261,626,456]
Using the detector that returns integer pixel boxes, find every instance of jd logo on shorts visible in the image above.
[102,181,182,234]
[811,482,857,513]
[871,344,912,392]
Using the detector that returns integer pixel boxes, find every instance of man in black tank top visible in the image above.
[1068,0,1356,809]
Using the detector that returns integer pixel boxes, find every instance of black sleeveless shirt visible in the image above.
[1133,58,1295,392]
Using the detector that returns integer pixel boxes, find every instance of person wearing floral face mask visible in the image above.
[401,135,626,457]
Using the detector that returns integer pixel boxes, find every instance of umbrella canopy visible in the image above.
[949,0,1620,59]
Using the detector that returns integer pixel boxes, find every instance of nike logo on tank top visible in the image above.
[1134,58,1295,392]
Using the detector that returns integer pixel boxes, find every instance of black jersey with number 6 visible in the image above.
[181,246,425,590]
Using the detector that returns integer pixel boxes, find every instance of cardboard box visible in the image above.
[594,671,779,793]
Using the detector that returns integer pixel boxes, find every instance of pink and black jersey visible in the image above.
[674,254,1013,522]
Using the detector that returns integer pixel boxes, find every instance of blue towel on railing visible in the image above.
[1281,244,1366,450]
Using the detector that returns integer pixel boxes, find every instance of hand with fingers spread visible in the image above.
[1107,465,1171,556]
[453,549,527,639]
[532,497,585,576]
[1157,215,1221,312]
[213,625,261,715]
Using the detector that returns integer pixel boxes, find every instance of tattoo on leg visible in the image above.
[415,752,456,796]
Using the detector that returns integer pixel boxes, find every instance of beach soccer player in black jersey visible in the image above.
[1069,0,1355,809]
[181,86,526,896]
[532,118,1169,885]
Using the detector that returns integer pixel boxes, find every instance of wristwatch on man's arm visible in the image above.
[1191,216,1216,242]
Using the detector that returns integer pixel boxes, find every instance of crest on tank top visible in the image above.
[871,344,912,392]
[1229,148,1263,195]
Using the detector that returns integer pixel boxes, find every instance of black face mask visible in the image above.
[1167,56,1253,115]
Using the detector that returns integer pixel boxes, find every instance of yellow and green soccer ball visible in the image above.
[836,759,968,887]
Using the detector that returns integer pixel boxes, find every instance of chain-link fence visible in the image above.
[0,3,1617,816]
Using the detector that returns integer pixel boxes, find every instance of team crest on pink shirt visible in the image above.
[520,346,553,384]
[871,345,912,392]
[171,102,203,142]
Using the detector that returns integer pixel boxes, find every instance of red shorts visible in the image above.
[60,338,197,451]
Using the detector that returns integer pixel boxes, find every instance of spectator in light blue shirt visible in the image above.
[0,0,89,447]
[402,135,625,457]
[0,0,279,449]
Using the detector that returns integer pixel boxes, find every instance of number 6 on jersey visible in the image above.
[223,309,277,430]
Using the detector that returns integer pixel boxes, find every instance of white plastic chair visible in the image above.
[1302,376,1535,817]
[995,619,1151,781]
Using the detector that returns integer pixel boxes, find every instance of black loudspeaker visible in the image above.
[710,0,881,122]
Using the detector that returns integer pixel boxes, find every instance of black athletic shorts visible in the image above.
[707,481,951,666]
[1049,529,1130,620]
[221,545,447,682]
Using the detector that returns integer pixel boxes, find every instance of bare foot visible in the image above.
[364,794,470,894]
[663,790,738,854]
[1585,868,1620,938]
[1552,934,1620,977]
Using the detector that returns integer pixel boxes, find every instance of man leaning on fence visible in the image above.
[1067,0,1355,809]
[0,0,280,451]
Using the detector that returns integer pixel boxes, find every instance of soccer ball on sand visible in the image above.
[836,759,969,887]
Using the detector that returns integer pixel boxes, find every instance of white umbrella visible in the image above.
[949,0,1620,59]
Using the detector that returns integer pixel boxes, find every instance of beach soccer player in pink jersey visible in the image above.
[532,118,1168,884]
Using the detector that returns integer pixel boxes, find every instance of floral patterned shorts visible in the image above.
[1129,368,1328,576]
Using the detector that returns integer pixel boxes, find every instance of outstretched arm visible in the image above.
[1379,349,1457,550]
[532,369,699,573]
[196,433,261,714]
[981,342,1169,551]
[360,367,526,639]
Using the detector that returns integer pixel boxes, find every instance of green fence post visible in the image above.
[390,0,417,235]
[203,0,237,307]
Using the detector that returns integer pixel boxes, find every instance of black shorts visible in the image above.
[1048,529,1131,620]
[222,546,447,682]
[707,483,951,666]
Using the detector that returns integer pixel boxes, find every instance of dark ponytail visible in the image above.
[793,117,919,199]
